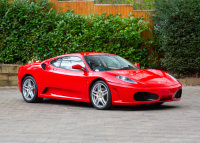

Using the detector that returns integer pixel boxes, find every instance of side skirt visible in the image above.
[41,93,90,103]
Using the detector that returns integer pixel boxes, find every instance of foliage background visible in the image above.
[0,0,153,68]
[1,0,199,77]
[152,0,200,76]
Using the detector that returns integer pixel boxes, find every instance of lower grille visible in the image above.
[134,92,159,101]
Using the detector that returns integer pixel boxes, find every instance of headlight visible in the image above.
[167,73,177,81]
[116,75,137,84]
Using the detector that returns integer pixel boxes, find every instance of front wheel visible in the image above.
[22,76,43,103]
[90,80,112,110]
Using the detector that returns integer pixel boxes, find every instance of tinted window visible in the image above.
[85,55,138,71]
[50,58,62,67]
[60,56,85,71]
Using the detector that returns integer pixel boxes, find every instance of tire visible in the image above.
[90,80,112,110]
[151,102,164,106]
[21,76,43,103]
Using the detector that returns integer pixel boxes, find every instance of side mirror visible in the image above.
[72,64,86,72]
[135,63,140,68]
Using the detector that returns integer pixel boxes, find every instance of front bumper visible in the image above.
[108,82,182,105]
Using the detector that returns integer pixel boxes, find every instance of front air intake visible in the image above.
[134,92,159,101]
[173,89,182,99]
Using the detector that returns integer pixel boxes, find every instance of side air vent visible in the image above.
[42,88,47,94]
[41,63,46,70]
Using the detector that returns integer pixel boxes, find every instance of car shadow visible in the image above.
[42,98,93,109]
[41,98,180,111]
[111,104,180,111]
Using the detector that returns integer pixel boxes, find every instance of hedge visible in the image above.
[152,0,200,76]
[0,0,153,68]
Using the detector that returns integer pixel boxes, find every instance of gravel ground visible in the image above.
[0,86,200,143]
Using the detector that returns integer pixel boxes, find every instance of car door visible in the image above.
[51,56,87,99]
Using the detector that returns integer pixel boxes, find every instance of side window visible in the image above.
[60,56,85,71]
[50,58,62,67]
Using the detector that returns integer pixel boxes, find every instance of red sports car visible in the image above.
[18,52,182,110]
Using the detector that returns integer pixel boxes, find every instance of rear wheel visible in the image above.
[22,76,43,103]
[90,80,112,110]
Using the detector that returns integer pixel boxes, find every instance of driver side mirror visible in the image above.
[135,63,140,68]
[72,64,86,72]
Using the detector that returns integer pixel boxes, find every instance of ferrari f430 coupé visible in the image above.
[18,52,182,109]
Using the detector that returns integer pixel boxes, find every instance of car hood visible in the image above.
[105,69,179,87]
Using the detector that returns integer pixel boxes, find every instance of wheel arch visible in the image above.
[89,78,108,94]
[21,74,34,86]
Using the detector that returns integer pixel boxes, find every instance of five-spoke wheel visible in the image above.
[22,76,43,103]
[90,80,112,110]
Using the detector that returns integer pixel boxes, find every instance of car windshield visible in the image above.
[84,55,138,71]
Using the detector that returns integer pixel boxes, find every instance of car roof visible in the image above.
[45,52,115,62]
[62,52,115,56]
